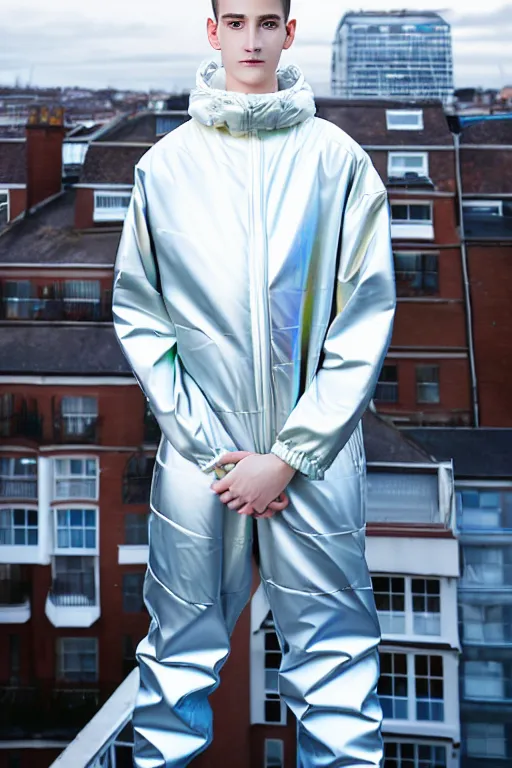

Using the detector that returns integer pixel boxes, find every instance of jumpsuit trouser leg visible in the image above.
[131,449,253,768]
[257,461,383,768]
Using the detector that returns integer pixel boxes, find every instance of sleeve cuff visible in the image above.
[270,440,325,481]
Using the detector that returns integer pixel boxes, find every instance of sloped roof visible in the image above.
[362,410,435,464]
[0,189,121,264]
[406,427,512,478]
[0,140,26,184]
[0,324,130,375]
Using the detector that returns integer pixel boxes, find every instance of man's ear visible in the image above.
[207,17,222,51]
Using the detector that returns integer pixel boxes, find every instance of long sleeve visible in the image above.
[112,164,237,472]
[270,153,396,480]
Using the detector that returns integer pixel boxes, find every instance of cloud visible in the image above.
[0,0,511,90]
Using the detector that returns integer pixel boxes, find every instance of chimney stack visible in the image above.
[25,105,66,211]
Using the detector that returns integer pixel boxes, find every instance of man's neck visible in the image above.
[224,73,279,94]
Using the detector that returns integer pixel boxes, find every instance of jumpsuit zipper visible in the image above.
[249,127,275,450]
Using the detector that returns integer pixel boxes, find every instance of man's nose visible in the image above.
[244,23,263,51]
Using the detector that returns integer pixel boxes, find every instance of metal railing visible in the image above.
[0,297,113,323]
[0,579,30,606]
[0,411,43,440]
[50,670,139,767]
[49,573,96,606]
[0,477,37,498]
[53,416,100,445]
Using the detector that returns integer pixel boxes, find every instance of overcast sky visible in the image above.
[1,0,511,93]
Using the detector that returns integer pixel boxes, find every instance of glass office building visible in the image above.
[332,11,454,105]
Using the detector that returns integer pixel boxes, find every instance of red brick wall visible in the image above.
[6,188,26,221]
[376,357,472,426]
[468,244,512,425]
[393,301,466,348]
[25,125,64,210]
[74,188,95,229]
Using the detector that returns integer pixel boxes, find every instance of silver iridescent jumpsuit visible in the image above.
[112,58,396,767]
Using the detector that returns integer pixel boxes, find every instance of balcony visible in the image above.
[0,685,104,740]
[0,410,43,442]
[0,476,37,499]
[0,296,113,323]
[53,416,101,445]
[388,173,435,190]
[49,671,138,768]
[45,571,100,627]
[0,579,31,623]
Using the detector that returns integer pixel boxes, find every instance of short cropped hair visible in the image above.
[211,0,291,21]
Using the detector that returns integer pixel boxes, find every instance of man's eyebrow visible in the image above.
[220,13,282,21]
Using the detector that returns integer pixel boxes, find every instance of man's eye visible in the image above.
[229,21,242,28]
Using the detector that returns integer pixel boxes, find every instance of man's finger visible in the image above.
[219,490,234,504]
[216,451,253,466]
[211,475,231,493]
[267,495,289,512]
[227,497,244,510]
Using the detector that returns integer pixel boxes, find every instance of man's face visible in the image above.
[207,0,296,93]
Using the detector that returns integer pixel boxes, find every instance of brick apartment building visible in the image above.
[1,98,511,768]
[315,99,473,430]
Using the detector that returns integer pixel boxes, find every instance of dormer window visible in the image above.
[386,109,424,130]
[93,190,131,222]
[388,152,429,180]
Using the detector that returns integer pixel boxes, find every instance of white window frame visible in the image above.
[386,109,424,131]
[464,660,505,701]
[60,395,98,437]
[0,507,38,546]
[52,554,97,606]
[0,189,9,226]
[416,364,440,404]
[379,650,445,722]
[462,200,503,216]
[93,190,132,222]
[391,202,433,223]
[465,722,506,759]
[383,740,449,767]
[388,152,429,179]
[264,739,284,768]
[56,636,98,682]
[0,457,37,498]
[53,457,99,501]
[461,603,508,645]
[54,506,98,554]
[373,575,441,638]
[390,201,434,241]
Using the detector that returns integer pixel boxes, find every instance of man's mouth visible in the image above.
[240,60,265,65]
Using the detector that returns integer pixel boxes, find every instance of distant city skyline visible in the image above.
[1,1,512,94]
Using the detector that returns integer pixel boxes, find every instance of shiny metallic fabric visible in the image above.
[112,58,396,767]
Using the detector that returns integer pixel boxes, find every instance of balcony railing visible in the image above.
[55,478,97,499]
[0,579,30,605]
[53,416,101,445]
[0,297,113,323]
[0,477,37,499]
[49,573,96,607]
[49,670,139,768]
[0,411,43,441]
[0,684,104,738]
[143,410,160,444]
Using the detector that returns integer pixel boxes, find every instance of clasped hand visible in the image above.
[210,451,296,519]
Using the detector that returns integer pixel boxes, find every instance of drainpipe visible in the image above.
[452,130,480,427]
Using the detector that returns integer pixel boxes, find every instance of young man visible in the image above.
[112,0,396,765]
